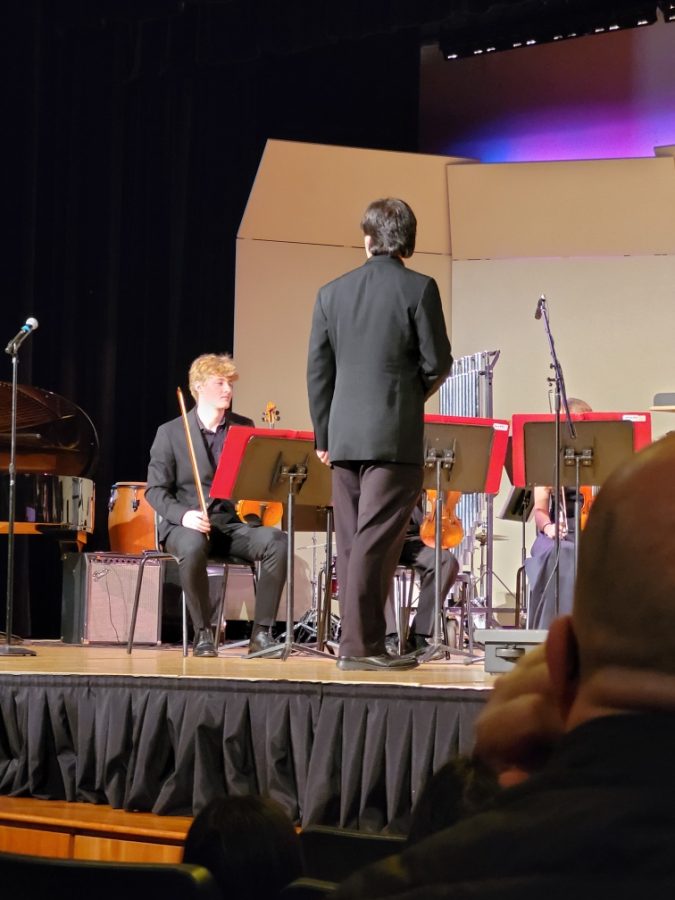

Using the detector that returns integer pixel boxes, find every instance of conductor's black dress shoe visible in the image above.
[193,628,218,658]
[337,653,418,671]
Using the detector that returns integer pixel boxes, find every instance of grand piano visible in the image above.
[0,383,97,541]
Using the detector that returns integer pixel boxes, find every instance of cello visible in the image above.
[419,489,464,549]
[234,403,284,527]
[579,485,598,530]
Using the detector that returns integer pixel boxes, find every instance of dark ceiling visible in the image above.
[41,0,673,61]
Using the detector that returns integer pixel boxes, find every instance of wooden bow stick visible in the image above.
[177,386,208,517]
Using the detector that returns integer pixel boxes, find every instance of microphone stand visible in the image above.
[535,296,576,619]
[2,336,36,656]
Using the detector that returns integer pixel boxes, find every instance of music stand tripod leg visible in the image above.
[245,471,328,660]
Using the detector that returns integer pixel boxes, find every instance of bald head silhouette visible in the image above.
[573,432,675,679]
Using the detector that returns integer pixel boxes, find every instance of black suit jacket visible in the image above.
[307,255,452,465]
[145,407,254,545]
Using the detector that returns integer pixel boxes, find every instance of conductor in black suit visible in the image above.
[145,353,287,658]
[307,198,452,671]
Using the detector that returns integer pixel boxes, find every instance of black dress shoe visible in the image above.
[337,653,418,671]
[193,628,218,658]
[410,633,431,657]
[385,632,416,657]
[247,624,282,656]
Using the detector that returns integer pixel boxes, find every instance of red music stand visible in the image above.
[419,415,509,663]
[212,426,332,660]
[511,411,652,599]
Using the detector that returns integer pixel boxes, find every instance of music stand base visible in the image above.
[0,644,37,657]
[418,639,482,665]
[244,640,329,660]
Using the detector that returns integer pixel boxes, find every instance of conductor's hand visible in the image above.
[182,510,211,533]
[473,643,564,787]
[316,449,330,466]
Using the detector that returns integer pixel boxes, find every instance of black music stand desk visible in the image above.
[213,426,332,660]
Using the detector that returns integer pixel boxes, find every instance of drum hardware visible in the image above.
[293,549,340,647]
[475,530,508,545]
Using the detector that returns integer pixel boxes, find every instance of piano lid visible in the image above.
[0,382,99,477]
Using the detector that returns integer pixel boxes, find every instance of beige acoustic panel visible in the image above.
[450,255,675,608]
[239,139,471,255]
[233,239,452,432]
[447,157,675,260]
[233,238,452,617]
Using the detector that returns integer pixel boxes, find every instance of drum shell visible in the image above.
[108,482,155,553]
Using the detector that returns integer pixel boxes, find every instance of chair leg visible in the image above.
[439,603,450,647]
[217,563,258,651]
[127,556,150,654]
[214,564,229,647]
[182,592,188,657]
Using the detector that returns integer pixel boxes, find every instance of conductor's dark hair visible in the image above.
[183,796,303,900]
[360,198,417,258]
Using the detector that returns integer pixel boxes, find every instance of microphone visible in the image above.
[5,317,39,355]
[534,296,546,320]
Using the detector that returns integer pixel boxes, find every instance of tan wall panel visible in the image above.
[451,255,675,606]
[447,157,675,260]
[239,140,469,255]
[233,238,452,607]
[233,240,452,431]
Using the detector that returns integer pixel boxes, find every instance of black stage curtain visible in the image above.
[2,1,421,636]
[0,675,485,832]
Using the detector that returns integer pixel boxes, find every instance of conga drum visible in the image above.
[108,482,155,553]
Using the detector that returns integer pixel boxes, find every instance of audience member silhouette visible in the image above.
[183,796,303,900]
[406,756,499,847]
[333,432,675,899]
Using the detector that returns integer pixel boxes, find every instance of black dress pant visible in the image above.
[384,540,460,636]
[165,514,287,632]
[332,461,423,657]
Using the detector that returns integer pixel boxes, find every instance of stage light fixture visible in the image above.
[439,1,660,60]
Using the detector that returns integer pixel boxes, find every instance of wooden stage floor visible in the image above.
[0,640,496,691]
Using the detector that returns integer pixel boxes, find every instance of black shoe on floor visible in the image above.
[411,633,431,656]
[385,632,417,657]
[247,624,282,656]
[337,653,418,671]
[193,627,218,658]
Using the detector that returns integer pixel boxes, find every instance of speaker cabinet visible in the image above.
[62,553,164,645]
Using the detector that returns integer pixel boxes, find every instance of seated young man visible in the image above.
[145,353,287,657]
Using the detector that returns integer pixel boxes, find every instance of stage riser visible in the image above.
[0,673,487,833]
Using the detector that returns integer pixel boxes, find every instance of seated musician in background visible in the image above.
[526,397,591,629]
[384,499,460,655]
[145,353,287,658]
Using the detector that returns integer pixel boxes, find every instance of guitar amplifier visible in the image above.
[62,553,165,645]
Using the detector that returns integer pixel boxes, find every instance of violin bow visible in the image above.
[177,386,208,517]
